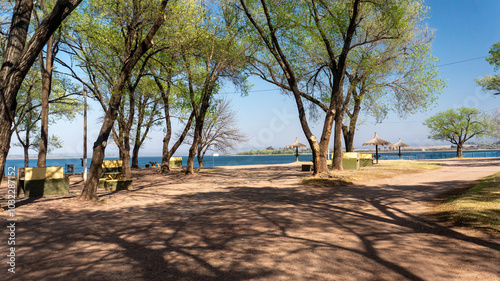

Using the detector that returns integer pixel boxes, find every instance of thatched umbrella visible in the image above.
[389,138,410,159]
[362,132,392,164]
[285,137,307,162]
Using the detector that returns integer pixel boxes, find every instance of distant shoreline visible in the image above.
[6,147,500,159]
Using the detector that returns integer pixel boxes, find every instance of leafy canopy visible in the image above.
[424,107,496,145]
[476,42,500,94]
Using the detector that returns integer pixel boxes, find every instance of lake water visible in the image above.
[5,149,500,175]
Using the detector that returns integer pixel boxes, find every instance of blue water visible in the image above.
[4,149,500,175]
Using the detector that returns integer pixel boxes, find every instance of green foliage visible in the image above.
[31,135,64,153]
[486,42,500,70]
[424,107,497,145]
[476,42,500,94]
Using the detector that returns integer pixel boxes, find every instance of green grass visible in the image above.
[303,160,443,187]
[433,172,500,235]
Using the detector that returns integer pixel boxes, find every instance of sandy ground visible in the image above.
[1,158,499,280]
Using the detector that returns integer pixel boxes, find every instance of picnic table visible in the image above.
[101,160,123,180]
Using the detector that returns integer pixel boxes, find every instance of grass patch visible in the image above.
[432,172,500,235]
[303,160,443,187]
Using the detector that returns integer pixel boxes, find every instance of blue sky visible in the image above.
[9,0,500,157]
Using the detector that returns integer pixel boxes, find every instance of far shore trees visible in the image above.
[0,0,82,183]
[424,107,497,158]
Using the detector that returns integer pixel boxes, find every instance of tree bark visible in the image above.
[342,125,354,153]
[186,119,204,174]
[456,142,464,158]
[131,143,140,168]
[37,34,54,168]
[0,0,82,183]
[332,106,344,170]
[185,79,216,175]
[197,154,204,168]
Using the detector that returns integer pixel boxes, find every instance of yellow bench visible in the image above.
[169,157,183,168]
[18,167,69,197]
[359,154,373,167]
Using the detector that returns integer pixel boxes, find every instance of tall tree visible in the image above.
[0,0,82,183]
[239,0,416,174]
[79,0,171,200]
[33,0,63,167]
[148,2,200,174]
[424,107,497,158]
[130,79,163,168]
[183,1,249,175]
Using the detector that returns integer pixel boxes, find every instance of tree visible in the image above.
[239,0,423,175]
[424,107,497,158]
[33,0,65,168]
[14,66,81,168]
[77,0,172,200]
[476,42,500,95]
[183,2,249,175]
[342,42,444,152]
[0,0,82,183]
[130,80,163,168]
[184,98,247,167]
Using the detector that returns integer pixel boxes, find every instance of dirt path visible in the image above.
[1,159,499,280]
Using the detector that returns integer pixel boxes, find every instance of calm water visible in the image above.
[4,149,500,175]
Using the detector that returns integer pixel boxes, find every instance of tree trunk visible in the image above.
[186,121,203,174]
[197,154,204,168]
[0,0,33,183]
[121,148,131,178]
[332,108,344,170]
[342,125,355,153]
[37,34,54,168]
[161,137,172,173]
[0,127,13,182]
[456,143,464,158]
[80,94,121,200]
[131,144,140,168]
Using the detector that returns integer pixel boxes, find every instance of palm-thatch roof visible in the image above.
[362,132,392,146]
[389,138,410,149]
[285,137,307,149]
